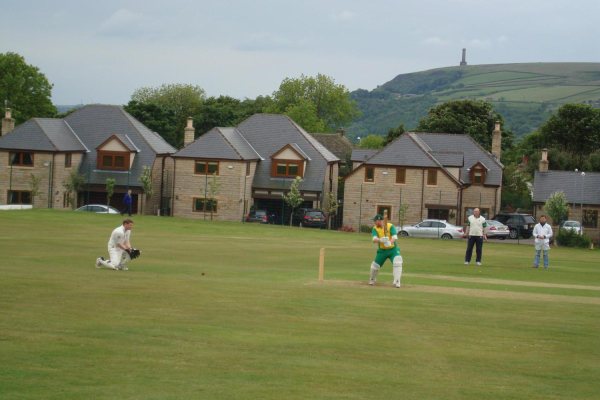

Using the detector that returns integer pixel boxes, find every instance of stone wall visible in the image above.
[172,159,257,221]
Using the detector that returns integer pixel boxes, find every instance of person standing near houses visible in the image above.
[532,215,553,268]
[121,190,132,216]
[461,208,488,265]
[96,218,134,270]
[369,214,403,288]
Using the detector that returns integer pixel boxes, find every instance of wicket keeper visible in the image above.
[96,218,134,271]
[369,214,403,288]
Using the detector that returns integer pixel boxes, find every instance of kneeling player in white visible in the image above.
[96,218,134,271]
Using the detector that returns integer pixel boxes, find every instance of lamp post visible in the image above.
[44,161,52,209]
[574,169,578,216]
[580,171,585,233]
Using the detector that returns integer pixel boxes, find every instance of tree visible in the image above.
[27,173,44,206]
[544,190,570,230]
[106,179,116,212]
[323,191,339,230]
[204,172,223,221]
[0,52,56,124]
[283,98,326,133]
[501,164,532,210]
[416,100,514,152]
[124,101,178,147]
[537,103,600,155]
[359,134,384,149]
[138,166,154,214]
[397,204,410,233]
[383,123,405,146]
[62,171,86,210]
[282,176,304,226]
[268,73,362,133]
[131,84,206,147]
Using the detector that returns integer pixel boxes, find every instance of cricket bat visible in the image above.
[383,210,388,236]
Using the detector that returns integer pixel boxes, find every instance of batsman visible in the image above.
[369,211,403,288]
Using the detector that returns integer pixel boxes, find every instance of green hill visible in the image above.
[347,63,600,141]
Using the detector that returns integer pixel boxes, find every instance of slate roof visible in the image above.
[533,170,600,205]
[345,132,504,186]
[174,128,253,160]
[311,133,355,162]
[234,114,339,192]
[350,149,378,163]
[112,134,140,152]
[64,105,176,187]
[0,118,88,152]
[218,128,262,160]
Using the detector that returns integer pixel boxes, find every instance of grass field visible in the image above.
[1,210,599,399]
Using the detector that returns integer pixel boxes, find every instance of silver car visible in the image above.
[486,220,509,240]
[76,204,120,214]
[560,220,582,234]
[397,219,464,239]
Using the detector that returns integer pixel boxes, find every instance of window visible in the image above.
[365,166,375,182]
[471,169,486,185]
[428,208,449,220]
[464,208,489,221]
[195,161,220,175]
[418,221,432,228]
[97,151,129,171]
[8,190,31,204]
[396,168,406,184]
[377,205,392,218]
[65,153,72,168]
[583,210,598,229]
[271,161,303,178]
[246,162,251,176]
[9,152,34,167]
[193,198,218,213]
[427,170,437,185]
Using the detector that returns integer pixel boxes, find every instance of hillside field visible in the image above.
[349,62,600,140]
[1,210,599,399]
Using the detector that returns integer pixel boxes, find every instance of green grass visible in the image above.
[1,210,599,399]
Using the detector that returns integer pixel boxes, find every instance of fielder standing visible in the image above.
[369,214,403,288]
[532,215,553,268]
[461,208,488,265]
[96,218,134,271]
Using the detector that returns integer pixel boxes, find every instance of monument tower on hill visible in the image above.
[460,49,467,66]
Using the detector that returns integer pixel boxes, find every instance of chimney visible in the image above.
[460,48,467,67]
[337,127,345,137]
[491,121,501,160]
[2,108,15,136]
[183,117,195,147]
[539,148,549,172]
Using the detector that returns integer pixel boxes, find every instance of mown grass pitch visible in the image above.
[1,210,599,399]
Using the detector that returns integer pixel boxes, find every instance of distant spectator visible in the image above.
[121,190,132,216]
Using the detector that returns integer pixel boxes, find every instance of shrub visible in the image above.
[338,226,356,233]
[360,224,372,233]
[556,229,592,248]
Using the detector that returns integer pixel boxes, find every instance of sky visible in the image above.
[1,0,599,105]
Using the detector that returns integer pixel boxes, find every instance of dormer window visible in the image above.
[95,135,137,171]
[98,152,129,170]
[270,143,307,178]
[469,162,488,186]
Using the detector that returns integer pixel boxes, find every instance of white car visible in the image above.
[397,220,464,239]
[486,220,510,240]
[560,220,582,234]
[76,204,120,214]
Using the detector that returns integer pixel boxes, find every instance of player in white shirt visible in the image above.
[532,215,553,268]
[461,208,488,265]
[95,218,134,271]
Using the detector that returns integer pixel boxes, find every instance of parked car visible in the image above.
[292,208,327,228]
[560,220,582,234]
[486,220,510,240]
[246,209,275,224]
[76,204,120,214]
[491,213,537,239]
[397,219,464,239]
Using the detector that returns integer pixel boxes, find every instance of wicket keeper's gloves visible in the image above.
[127,248,141,259]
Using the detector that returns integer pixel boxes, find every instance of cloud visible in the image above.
[467,38,493,48]
[235,32,309,52]
[423,37,451,45]
[332,11,355,21]
[498,35,509,44]
[98,9,161,38]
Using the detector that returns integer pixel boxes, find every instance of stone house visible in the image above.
[342,124,505,229]
[171,114,339,222]
[0,106,176,213]
[533,149,600,236]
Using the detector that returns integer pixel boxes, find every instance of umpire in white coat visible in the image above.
[96,218,134,270]
[532,215,553,268]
